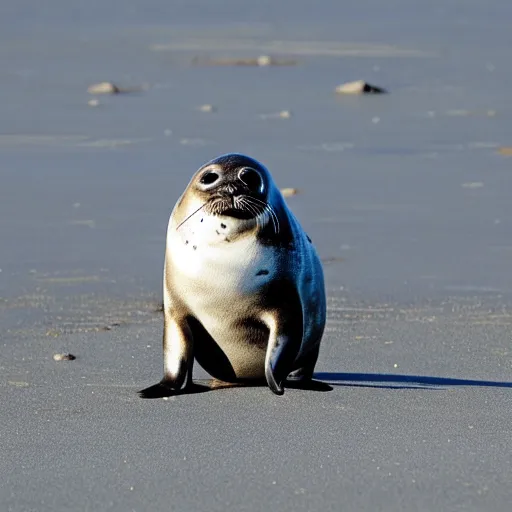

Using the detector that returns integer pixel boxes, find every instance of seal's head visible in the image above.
[173,154,283,238]
[192,153,272,220]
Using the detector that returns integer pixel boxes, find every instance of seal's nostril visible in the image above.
[238,168,263,193]
[200,171,219,185]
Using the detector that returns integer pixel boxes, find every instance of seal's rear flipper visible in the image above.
[284,378,333,392]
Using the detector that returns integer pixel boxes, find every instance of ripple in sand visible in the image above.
[0,135,150,149]
[297,142,355,152]
[0,135,89,148]
[151,39,430,58]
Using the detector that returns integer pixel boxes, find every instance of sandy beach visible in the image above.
[1,1,512,510]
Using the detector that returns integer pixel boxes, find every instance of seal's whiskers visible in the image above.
[176,203,207,231]
[244,196,280,234]
[237,197,262,230]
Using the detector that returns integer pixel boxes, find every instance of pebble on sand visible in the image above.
[335,80,387,95]
[280,188,298,197]
[53,353,76,361]
[257,55,272,66]
[87,82,120,95]
[88,99,100,107]
[498,147,512,156]
[197,104,216,113]
[259,110,292,120]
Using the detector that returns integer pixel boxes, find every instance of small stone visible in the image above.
[8,381,29,388]
[53,353,76,361]
[498,147,512,156]
[164,129,172,137]
[88,99,100,107]
[257,55,272,67]
[335,80,387,95]
[87,82,120,95]
[462,182,484,189]
[280,188,298,197]
[179,138,209,146]
[198,104,216,113]
[259,110,292,120]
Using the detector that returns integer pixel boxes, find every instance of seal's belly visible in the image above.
[187,282,270,379]
[195,303,269,379]
[169,234,276,379]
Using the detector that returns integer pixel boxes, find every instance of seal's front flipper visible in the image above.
[138,381,209,399]
[262,311,303,396]
[139,382,173,399]
[265,350,285,395]
[160,313,194,391]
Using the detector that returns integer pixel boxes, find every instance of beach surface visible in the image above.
[1,1,512,510]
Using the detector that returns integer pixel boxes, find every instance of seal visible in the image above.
[141,153,326,396]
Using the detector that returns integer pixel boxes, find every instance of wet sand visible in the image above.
[1,1,512,511]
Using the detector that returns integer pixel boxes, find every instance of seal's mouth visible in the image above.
[204,194,265,220]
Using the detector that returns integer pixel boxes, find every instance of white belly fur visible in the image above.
[166,213,277,375]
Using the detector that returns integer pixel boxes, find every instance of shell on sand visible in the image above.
[197,104,216,113]
[53,353,76,361]
[280,187,299,197]
[335,80,387,95]
[87,82,120,95]
[498,147,512,156]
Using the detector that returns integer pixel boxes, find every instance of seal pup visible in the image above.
[141,153,326,397]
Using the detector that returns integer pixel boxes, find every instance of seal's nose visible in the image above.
[238,168,263,194]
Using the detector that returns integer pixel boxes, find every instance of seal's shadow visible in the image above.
[139,372,512,398]
[139,377,332,399]
[314,372,512,390]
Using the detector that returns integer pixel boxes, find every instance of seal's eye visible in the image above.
[238,168,263,194]
[200,171,219,185]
